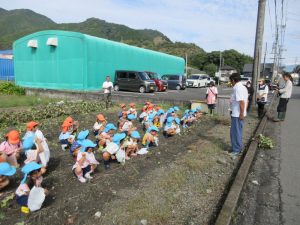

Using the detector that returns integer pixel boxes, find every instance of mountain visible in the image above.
[0,7,252,73]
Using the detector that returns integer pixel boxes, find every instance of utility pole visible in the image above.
[252,0,266,106]
[262,42,267,78]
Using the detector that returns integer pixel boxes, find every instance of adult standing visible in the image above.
[102,76,113,109]
[274,73,293,121]
[245,80,254,112]
[229,73,249,157]
[256,79,269,118]
[206,81,218,115]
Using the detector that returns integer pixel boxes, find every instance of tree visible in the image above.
[204,63,218,76]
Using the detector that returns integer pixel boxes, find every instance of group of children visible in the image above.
[0,101,203,213]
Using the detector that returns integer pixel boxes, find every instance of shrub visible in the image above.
[0,82,25,95]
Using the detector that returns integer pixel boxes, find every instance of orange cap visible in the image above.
[120,103,126,108]
[156,106,161,111]
[6,130,20,145]
[145,101,151,105]
[129,102,135,107]
[26,121,38,131]
[61,121,71,133]
[64,116,74,125]
[97,114,105,121]
[122,111,128,115]
[148,104,154,110]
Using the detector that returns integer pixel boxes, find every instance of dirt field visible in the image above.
[0,104,258,225]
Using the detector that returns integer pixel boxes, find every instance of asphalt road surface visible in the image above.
[232,86,300,225]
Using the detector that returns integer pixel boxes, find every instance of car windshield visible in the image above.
[147,72,159,80]
[190,75,200,79]
[139,72,151,80]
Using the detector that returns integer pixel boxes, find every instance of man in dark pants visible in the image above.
[102,76,113,109]
[229,73,249,157]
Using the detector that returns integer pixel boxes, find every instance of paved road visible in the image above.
[232,86,300,225]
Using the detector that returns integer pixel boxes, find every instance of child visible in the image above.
[24,121,50,167]
[97,123,117,150]
[0,162,16,190]
[59,131,75,151]
[93,114,107,135]
[70,130,89,160]
[153,115,161,129]
[120,114,136,135]
[0,130,22,167]
[139,107,148,123]
[22,136,47,170]
[127,103,137,117]
[181,110,192,128]
[147,104,154,114]
[174,118,181,134]
[118,104,127,118]
[143,113,155,131]
[63,116,79,135]
[72,139,99,183]
[163,117,176,137]
[124,131,140,160]
[142,126,159,148]
[102,133,126,170]
[164,108,175,123]
[206,81,218,115]
[16,162,48,210]
[118,111,128,130]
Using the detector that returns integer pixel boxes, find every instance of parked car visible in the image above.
[114,70,156,93]
[145,71,168,92]
[161,74,186,90]
[186,74,211,87]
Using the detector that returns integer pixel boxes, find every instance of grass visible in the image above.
[0,95,60,108]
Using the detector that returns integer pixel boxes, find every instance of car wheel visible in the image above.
[114,85,119,91]
[176,85,181,91]
[139,86,146,93]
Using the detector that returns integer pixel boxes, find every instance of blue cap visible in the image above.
[191,109,197,113]
[196,106,202,111]
[0,162,16,176]
[157,109,165,115]
[79,139,97,152]
[173,106,180,111]
[77,130,89,141]
[112,133,126,145]
[21,162,42,184]
[175,118,180,125]
[148,113,156,122]
[127,114,136,121]
[167,117,174,123]
[104,123,117,133]
[168,108,175,113]
[130,131,141,139]
[22,136,35,151]
[148,126,159,133]
[185,109,190,114]
[59,132,71,140]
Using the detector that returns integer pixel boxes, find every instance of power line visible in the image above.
[267,0,274,36]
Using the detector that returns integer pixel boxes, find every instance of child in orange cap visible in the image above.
[63,116,79,135]
[118,111,128,130]
[0,130,22,167]
[118,104,127,118]
[23,121,50,167]
[147,104,154,114]
[127,103,137,117]
[93,114,107,135]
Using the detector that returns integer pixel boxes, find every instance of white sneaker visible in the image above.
[84,173,93,179]
[78,176,87,183]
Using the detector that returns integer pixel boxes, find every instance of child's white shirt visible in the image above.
[93,122,103,131]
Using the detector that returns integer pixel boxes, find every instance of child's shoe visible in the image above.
[84,173,93,180]
[78,176,87,183]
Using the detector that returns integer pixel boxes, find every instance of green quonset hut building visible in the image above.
[13,30,185,91]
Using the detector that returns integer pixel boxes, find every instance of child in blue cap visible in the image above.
[16,162,48,209]
[0,162,16,190]
[120,114,137,135]
[124,131,140,160]
[70,130,89,160]
[163,117,176,137]
[102,133,126,170]
[97,123,117,151]
[142,126,159,148]
[72,139,99,183]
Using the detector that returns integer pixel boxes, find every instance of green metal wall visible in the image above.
[14,30,184,91]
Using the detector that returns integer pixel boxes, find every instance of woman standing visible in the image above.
[256,79,269,118]
[274,73,293,121]
[206,81,218,115]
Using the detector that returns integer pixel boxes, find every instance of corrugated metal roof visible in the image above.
[0,49,13,55]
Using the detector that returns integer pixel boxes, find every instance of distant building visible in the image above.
[219,65,237,82]
[243,63,274,79]
[0,49,14,81]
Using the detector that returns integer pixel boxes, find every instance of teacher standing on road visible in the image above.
[229,73,248,157]
[102,75,113,109]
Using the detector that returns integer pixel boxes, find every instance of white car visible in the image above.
[187,74,211,88]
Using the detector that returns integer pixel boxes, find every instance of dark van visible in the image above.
[114,70,157,93]
[161,74,187,90]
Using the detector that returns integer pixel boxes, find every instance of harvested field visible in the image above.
[0,101,258,225]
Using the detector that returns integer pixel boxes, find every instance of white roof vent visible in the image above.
[46,37,58,47]
[27,40,38,48]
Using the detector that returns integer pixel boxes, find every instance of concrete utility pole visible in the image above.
[252,0,266,106]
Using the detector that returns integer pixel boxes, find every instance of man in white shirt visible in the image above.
[102,76,113,109]
[229,73,249,156]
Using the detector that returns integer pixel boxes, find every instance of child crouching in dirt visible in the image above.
[93,114,107,136]
[69,130,89,160]
[16,162,49,212]
[96,123,117,151]
[0,162,16,190]
[124,131,140,160]
[142,126,159,148]
[72,140,99,183]
[163,117,176,137]
[120,114,137,135]
[102,133,126,170]
[59,131,75,151]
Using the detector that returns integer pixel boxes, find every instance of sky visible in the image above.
[1,0,299,66]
